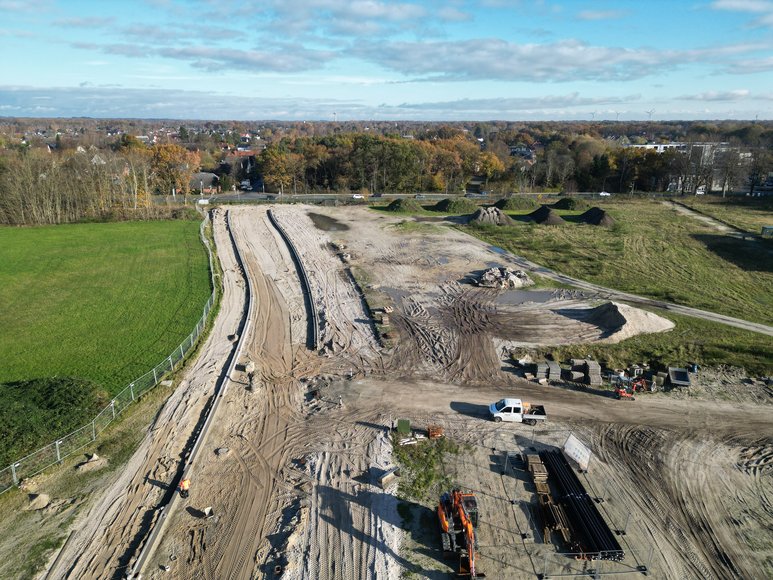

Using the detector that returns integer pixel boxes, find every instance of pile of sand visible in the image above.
[433,197,479,214]
[469,206,514,226]
[385,198,423,212]
[494,197,537,210]
[552,197,588,211]
[527,205,566,225]
[580,207,616,227]
[585,301,674,343]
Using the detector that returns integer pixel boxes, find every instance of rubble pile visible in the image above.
[468,206,515,226]
[476,266,533,289]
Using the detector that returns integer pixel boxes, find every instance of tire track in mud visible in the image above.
[592,423,762,579]
[46,209,247,580]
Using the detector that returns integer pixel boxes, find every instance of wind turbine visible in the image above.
[590,111,596,121]
[646,109,655,120]
[615,111,620,121]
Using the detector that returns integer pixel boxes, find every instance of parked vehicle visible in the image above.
[351,194,365,199]
[489,398,546,425]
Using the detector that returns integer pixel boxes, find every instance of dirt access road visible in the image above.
[44,205,772,580]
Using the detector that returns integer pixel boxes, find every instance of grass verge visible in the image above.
[463,198,772,325]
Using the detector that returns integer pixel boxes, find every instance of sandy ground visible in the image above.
[42,205,772,580]
[45,208,248,579]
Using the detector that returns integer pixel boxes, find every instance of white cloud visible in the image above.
[576,10,627,21]
[680,89,751,101]
[711,0,773,27]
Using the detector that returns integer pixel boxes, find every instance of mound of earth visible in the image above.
[26,493,50,511]
[552,197,588,210]
[433,197,479,214]
[579,207,616,227]
[527,205,566,225]
[584,301,674,343]
[469,206,514,226]
[494,197,537,210]
[385,198,423,213]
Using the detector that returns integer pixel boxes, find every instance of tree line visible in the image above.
[0,140,199,225]
[256,130,771,196]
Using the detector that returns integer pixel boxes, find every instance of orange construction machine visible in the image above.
[438,489,486,578]
[614,377,647,400]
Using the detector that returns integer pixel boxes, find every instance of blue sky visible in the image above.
[1,0,772,120]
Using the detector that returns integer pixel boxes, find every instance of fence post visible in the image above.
[111,400,116,420]
[153,367,158,384]
[168,355,173,370]
[179,344,184,359]
[55,440,62,463]
[130,382,135,402]
[11,463,19,486]
[92,420,96,441]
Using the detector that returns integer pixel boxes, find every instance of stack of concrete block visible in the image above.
[569,359,603,386]
[586,360,603,386]
[547,361,562,382]
[535,362,549,381]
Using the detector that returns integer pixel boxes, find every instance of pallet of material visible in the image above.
[535,362,548,379]
[525,454,542,469]
[529,463,548,482]
[547,361,561,380]
[535,481,551,495]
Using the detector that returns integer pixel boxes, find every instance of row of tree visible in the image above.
[255,132,770,196]
[0,143,199,225]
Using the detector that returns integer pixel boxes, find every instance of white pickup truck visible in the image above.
[489,398,547,426]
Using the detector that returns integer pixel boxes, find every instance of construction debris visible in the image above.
[475,266,533,289]
[468,206,515,226]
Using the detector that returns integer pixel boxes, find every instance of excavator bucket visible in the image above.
[457,554,486,578]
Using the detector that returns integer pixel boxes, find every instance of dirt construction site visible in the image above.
[44,205,772,580]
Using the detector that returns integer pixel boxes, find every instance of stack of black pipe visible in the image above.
[540,450,625,561]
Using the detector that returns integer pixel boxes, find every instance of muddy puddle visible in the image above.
[493,289,555,305]
[308,212,350,231]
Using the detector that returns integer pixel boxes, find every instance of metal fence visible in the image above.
[0,212,218,495]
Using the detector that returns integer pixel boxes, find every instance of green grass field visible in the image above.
[0,220,211,389]
[468,199,772,326]
[0,220,211,464]
[678,196,773,234]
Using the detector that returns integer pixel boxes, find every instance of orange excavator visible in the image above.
[438,489,486,578]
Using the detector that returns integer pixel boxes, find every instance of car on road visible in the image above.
[351,194,365,199]
[415,194,427,200]
[599,191,612,197]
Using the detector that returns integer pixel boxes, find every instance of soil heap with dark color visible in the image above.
[552,197,588,210]
[527,205,566,225]
[433,197,479,214]
[386,198,423,213]
[494,197,537,210]
[579,207,616,227]
[469,206,515,226]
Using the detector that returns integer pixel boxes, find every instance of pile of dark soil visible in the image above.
[579,207,616,226]
[494,197,537,210]
[527,205,566,225]
[552,197,588,211]
[386,198,423,213]
[469,206,515,226]
[433,197,479,214]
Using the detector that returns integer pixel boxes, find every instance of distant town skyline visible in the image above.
[2,0,773,121]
